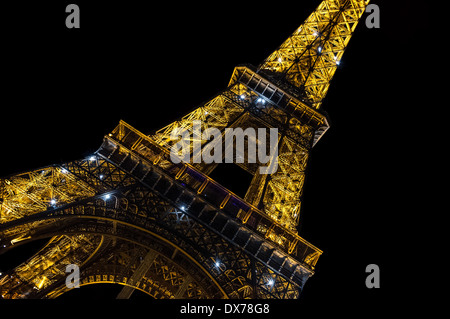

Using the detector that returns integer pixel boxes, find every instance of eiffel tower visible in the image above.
[0,0,368,299]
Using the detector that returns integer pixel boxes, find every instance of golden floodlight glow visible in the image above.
[0,0,369,300]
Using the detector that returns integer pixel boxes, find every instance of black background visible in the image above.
[0,0,430,316]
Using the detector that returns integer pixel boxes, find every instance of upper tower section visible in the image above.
[257,0,369,109]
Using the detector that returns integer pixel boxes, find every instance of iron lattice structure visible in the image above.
[0,0,368,299]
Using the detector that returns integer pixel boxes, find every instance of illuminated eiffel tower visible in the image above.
[0,0,368,299]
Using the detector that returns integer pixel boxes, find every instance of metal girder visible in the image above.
[116,249,159,299]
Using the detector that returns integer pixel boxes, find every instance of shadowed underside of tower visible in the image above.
[0,0,368,299]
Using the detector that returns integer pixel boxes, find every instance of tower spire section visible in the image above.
[258,0,369,109]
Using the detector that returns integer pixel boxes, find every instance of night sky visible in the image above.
[1,0,430,315]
